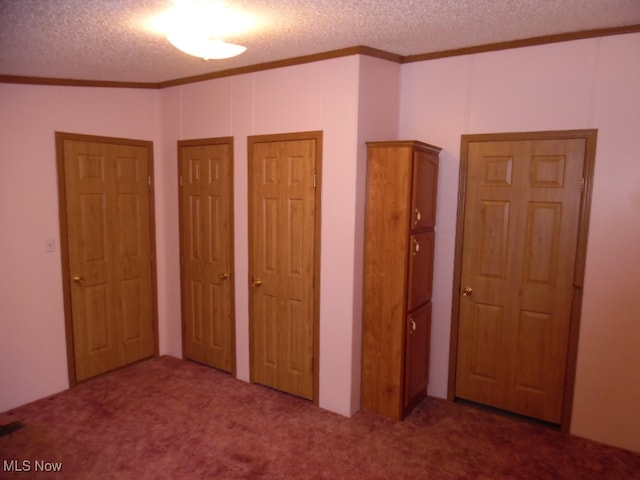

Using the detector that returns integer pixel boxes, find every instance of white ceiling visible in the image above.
[1,0,639,85]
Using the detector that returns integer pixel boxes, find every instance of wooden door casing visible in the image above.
[56,132,158,384]
[178,138,235,373]
[248,131,322,402]
[449,130,597,429]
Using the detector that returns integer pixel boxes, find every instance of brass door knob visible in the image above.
[218,272,230,280]
[251,278,263,287]
[72,275,85,285]
[462,287,473,296]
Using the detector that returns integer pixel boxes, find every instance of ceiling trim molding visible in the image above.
[157,46,402,88]
[1,24,638,89]
[0,74,158,89]
[403,23,640,63]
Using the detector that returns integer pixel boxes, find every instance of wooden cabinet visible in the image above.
[361,140,440,420]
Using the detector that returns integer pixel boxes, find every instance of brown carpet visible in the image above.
[1,356,638,479]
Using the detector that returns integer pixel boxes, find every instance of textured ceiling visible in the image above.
[1,0,640,84]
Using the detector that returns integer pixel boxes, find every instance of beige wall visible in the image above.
[0,85,163,409]
[159,57,370,416]
[399,32,640,452]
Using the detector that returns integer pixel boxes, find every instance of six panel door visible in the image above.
[248,135,318,400]
[60,135,157,382]
[455,138,586,423]
[179,139,235,372]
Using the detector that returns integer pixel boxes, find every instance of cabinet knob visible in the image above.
[413,208,422,226]
[412,238,420,256]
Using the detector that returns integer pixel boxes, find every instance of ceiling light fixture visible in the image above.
[147,0,255,60]
[167,35,246,60]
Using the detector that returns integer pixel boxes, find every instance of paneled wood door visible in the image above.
[57,132,158,384]
[451,131,596,426]
[248,132,322,401]
[178,138,235,373]
[404,301,432,410]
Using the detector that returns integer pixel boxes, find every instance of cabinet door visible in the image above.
[407,231,435,311]
[404,302,432,408]
[410,150,438,231]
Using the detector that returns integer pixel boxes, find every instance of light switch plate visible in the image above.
[45,238,56,253]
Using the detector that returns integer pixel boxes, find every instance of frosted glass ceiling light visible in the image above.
[167,35,247,60]
[147,0,255,60]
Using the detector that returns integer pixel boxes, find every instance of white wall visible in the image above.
[572,33,640,452]
[353,55,402,410]
[157,86,183,357]
[0,57,369,419]
[163,56,365,416]
[399,33,640,452]
[0,84,163,410]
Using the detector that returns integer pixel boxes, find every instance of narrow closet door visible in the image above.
[179,138,235,373]
[248,132,322,401]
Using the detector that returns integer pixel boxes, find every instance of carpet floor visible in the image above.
[1,356,638,479]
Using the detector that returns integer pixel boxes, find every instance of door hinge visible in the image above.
[179,175,183,187]
[581,177,585,192]
[148,175,151,186]
[313,173,317,188]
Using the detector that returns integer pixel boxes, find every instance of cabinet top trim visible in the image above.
[366,140,442,153]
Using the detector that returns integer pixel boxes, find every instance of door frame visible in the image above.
[177,136,237,376]
[447,129,597,431]
[247,130,323,405]
[55,131,160,386]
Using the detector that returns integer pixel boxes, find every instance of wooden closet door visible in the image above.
[455,136,587,423]
[248,133,321,401]
[179,139,235,373]
[58,133,157,383]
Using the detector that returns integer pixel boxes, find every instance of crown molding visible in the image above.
[1,24,638,89]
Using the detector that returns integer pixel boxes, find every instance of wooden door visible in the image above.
[407,231,435,311]
[57,133,157,383]
[453,132,595,424]
[248,132,321,401]
[405,302,432,409]
[411,150,438,231]
[179,138,235,373]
